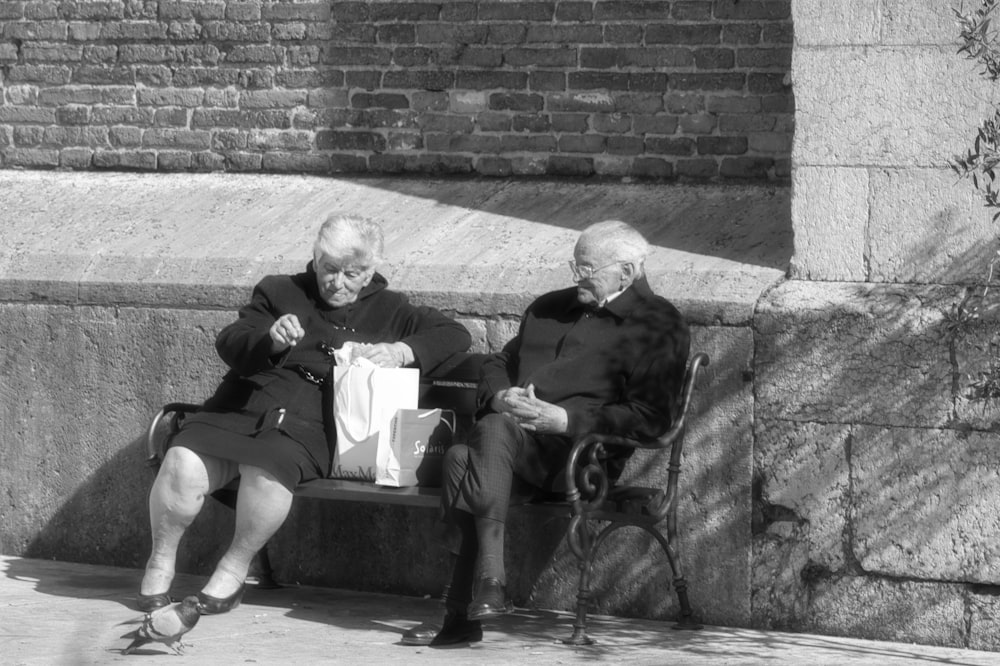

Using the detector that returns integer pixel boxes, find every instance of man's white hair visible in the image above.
[578,220,649,275]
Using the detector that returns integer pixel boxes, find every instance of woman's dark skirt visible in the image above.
[171,421,326,492]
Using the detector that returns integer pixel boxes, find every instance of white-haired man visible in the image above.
[404,220,690,646]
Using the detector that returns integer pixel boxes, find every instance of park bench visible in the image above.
[145,351,710,645]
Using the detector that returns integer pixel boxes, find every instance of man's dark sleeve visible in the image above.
[475,322,523,415]
[563,305,690,440]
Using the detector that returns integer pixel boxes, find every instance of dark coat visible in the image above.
[477,276,689,452]
[185,262,472,469]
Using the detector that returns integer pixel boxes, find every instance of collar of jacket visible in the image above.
[304,260,389,310]
[568,275,655,321]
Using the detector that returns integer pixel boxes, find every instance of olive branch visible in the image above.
[949,1,1000,400]
[953,0,1000,222]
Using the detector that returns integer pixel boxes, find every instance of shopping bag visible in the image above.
[330,359,419,481]
[375,409,456,487]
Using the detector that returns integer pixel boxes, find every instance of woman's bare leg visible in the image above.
[141,446,236,596]
[200,464,293,599]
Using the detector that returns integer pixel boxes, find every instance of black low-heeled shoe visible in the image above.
[136,592,172,613]
[467,577,513,620]
[401,612,483,646]
[196,584,245,615]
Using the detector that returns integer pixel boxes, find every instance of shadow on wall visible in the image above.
[514,325,753,627]
[751,238,1000,648]
[20,435,237,591]
[22,436,152,569]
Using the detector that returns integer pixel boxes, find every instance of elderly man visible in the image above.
[403,220,690,646]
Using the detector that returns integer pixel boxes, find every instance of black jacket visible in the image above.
[186,262,472,467]
[479,276,689,443]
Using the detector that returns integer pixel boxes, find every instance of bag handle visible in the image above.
[439,409,457,435]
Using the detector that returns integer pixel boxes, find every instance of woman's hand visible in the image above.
[269,314,305,353]
[356,342,414,368]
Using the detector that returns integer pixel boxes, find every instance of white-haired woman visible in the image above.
[139,214,471,614]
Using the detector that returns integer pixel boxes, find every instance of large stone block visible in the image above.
[805,576,966,645]
[789,166,867,281]
[795,0,967,48]
[755,420,851,572]
[751,420,851,630]
[868,168,998,284]
[951,289,1000,430]
[792,0,878,46]
[752,521,812,630]
[881,0,959,46]
[756,281,956,427]
[968,589,1000,651]
[793,46,997,167]
[0,304,228,563]
[851,425,1000,583]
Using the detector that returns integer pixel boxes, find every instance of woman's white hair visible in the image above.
[314,214,385,267]
[578,220,649,275]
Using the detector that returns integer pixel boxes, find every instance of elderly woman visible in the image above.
[139,214,472,614]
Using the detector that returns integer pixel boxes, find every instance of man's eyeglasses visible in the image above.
[568,260,622,280]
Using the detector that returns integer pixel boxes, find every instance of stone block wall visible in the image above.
[791,0,1000,284]
[749,0,1000,650]
[0,0,793,179]
[753,281,1000,648]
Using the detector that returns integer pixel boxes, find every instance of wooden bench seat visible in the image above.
[145,351,709,644]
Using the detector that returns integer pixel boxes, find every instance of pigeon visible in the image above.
[120,595,201,655]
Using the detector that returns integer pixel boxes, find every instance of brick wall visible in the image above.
[0,0,793,180]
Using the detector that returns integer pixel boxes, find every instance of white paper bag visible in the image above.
[330,359,419,481]
[375,408,444,487]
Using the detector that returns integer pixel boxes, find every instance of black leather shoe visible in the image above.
[401,612,483,646]
[196,584,245,615]
[401,620,441,646]
[467,577,513,620]
[136,592,172,612]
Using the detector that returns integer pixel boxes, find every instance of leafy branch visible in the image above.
[956,0,1000,80]
[951,110,1000,221]
[949,1,1000,400]
[953,0,1000,222]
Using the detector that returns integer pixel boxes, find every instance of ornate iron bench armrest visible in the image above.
[145,402,202,469]
[563,351,710,522]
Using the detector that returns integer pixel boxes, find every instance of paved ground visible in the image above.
[2,556,997,666]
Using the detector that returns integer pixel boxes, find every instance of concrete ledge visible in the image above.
[0,170,790,324]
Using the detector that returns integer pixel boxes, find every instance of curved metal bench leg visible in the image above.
[647,527,702,630]
[562,514,597,645]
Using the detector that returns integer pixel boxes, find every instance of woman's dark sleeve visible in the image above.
[214,280,283,376]
[395,303,472,373]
